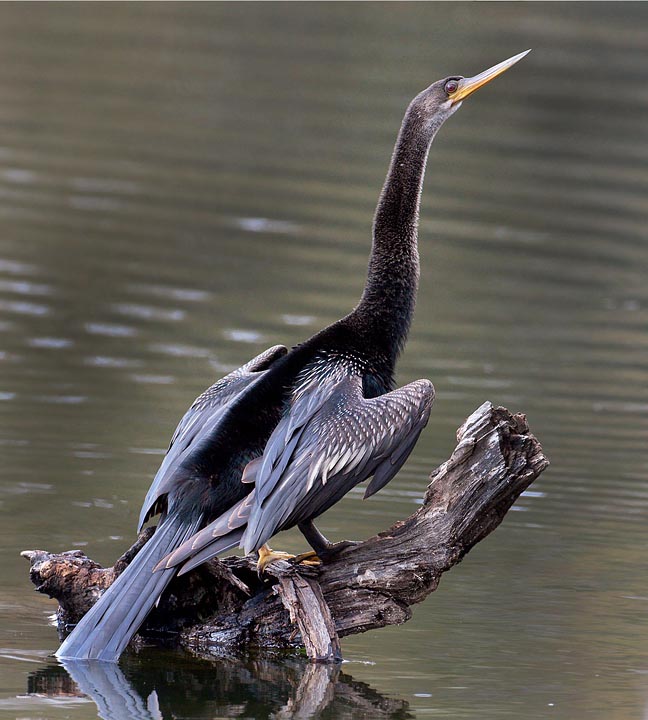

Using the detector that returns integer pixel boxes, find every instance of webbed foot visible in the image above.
[256,544,320,576]
[293,549,322,565]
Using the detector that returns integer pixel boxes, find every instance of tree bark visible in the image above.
[23,402,548,663]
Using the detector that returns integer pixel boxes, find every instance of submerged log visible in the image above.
[23,402,548,662]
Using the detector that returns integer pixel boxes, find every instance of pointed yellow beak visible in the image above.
[450,49,531,104]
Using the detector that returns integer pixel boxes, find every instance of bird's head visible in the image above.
[411,50,531,129]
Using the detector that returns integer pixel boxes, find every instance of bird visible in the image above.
[55,50,530,662]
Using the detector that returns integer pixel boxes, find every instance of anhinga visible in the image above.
[56,50,529,662]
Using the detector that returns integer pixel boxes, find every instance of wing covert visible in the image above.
[242,374,434,553]
[138,344,287,530]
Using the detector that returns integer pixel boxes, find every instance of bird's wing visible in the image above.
[138,344,287,530]
[241,373,435,553]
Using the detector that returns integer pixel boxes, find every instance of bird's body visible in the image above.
[56,50,529,662]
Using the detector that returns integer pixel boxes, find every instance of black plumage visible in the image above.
[56,51,529,661]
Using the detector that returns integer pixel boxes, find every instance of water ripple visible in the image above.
[0,299,49,316]
[84,322,138,337]
[71,176,139,194]
[130,373,175,385]
[84,356,143,369]
[223,329,264,343]
[27,337,72,349]
[149,342,212,358]
[113,303,185,322]
[34,395,87,404]
[1,168,36,184]
[230,216,300,234]
[127,283,210,302]
[282,314,315,326]
[0,279,51,296]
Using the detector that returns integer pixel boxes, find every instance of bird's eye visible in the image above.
[444,80,459,95]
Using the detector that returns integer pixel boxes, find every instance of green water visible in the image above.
[1,3,647,718]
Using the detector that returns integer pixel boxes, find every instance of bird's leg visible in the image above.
[297,520,331,555]
[297,520,360,561]
[256,543,320,576]
[256,522,359,575]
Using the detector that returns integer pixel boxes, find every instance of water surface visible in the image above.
[1,3,648,719]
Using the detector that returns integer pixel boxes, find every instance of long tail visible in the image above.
[56,514,200,661]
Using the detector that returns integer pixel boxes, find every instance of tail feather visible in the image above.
[176,529,243,576]
[157,496,252,573]
[56,515,200,661]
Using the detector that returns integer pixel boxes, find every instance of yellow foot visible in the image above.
[293,550,322,566]
[256,545,321,575]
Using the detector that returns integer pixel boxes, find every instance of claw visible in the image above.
[293,550,322,566]
[256,544,295,575]
[256,545,322,576]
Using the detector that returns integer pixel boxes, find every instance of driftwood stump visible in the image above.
[23,402,548,662]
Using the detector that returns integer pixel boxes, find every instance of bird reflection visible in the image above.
[28,652,412,720]
[54,660,159,720]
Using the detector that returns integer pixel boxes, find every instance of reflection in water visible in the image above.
[45,661,155,720]
[29,654,411,720]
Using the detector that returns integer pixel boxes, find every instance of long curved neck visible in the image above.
[351,103,440,367]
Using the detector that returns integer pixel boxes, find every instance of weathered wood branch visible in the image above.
[23,402,548,662]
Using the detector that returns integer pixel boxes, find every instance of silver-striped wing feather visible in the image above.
[241,373,435,553]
